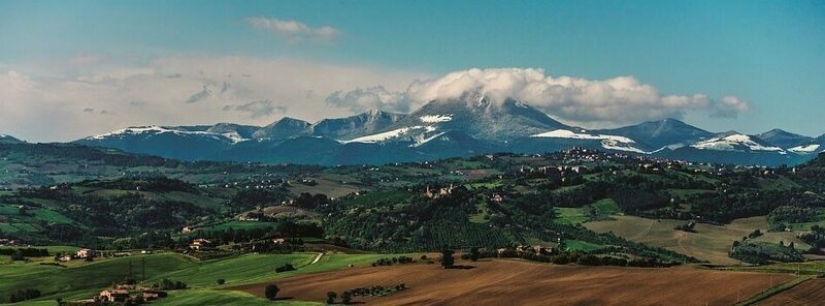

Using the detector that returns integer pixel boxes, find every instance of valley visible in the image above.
[2,141,825,305]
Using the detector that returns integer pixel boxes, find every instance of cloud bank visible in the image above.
[246,17,341,43]
[0,61,748,143]
[0,55,422,142]
[329,68,750,127]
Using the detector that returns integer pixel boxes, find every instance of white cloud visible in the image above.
[246,17,341,43]
[332,68,749,128]
[325,86,409,113]
[0,56,424,142]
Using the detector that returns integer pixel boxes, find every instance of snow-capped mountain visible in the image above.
[531,129,649,154]
[72,93,822,166]
[252,117,311,141]
[690,133,784,153]
[393,92,569,142]
[308,110,407,140]
[756,129,814,149]
[76,125,243,160]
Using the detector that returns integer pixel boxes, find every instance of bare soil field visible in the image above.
[758,279,825,306]
[585,216,806,265]
[229,259,794,305]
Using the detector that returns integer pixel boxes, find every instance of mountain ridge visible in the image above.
[44,96,825,166]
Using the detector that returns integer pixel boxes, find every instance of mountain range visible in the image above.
[6,93,823,166]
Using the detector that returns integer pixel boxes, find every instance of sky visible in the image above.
[1,0,823,142]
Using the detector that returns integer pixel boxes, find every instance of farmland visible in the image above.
[232,259,795,306]
[757,279,825,306]
[585,215,806,265]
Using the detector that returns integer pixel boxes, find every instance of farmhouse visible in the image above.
[142,290,168,301]
[190,238,213,250]
[99,289,129,302]
[76,248,93,259]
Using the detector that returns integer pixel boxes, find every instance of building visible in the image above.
[99,289,130,302]
[190,238,213,250]
[76,249,94,259]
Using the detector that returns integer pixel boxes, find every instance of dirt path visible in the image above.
[310,252,323,265]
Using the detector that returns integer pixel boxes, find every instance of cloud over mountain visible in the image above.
[330,68,751,128]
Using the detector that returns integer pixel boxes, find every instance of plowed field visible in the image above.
[758,279,825,306]
[229,259,794,305]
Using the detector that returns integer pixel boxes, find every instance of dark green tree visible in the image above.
[326,291,337,304]
[265,284,280,300]
[341,291,352,304]
[441,248,455,269]
[469,247,480,262]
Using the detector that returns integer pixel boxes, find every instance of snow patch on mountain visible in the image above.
[409,132,448,148]
[419,115,452,123]
[691,134,783,152]
[601,139,646,154]
[789,144,821,154]
[531,129,636,143]
[88,126,249,144]
[531,129,649,153]
[342,126,426,144]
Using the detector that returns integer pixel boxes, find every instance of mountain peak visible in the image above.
[756,128,813,148]
[253,117,311,140]
[0,133,23,144]
[599,118,712,149]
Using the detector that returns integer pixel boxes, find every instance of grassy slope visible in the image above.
[152,289,322,306]
[585,215,808,265]
[4,251,398,305]
[0,253,199,303]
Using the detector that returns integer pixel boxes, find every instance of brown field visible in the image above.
[585,216,807,265]
[758,279,825,306]
[229,259,794,306]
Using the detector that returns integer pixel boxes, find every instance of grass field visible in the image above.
[592,198,620,215]
[0,251,404,304]
[147,253,317,287]
[565,240,604,252]
[585,215,807,265]
[554,207,588,225]
[0,253,199,303]
[152,289,323,306]
[195,220,280,232]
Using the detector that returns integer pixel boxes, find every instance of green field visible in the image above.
[196,220,281,232]
[592,198,620,215]
[1,251,402,305]
[565,240,604,252]
[554,207,588,225]
[152,289,322,306]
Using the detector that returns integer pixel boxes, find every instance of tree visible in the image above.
[470,247,480,262]
[265,284,280,300]
[341,291,352,304]
[217,279,225,285]
[326,291,337,304]
[441,248,455,269]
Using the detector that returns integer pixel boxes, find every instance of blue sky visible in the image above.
[0,0,823,141]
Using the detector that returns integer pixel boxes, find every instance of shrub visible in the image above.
[217,279,225,285]
[265,284,280,300]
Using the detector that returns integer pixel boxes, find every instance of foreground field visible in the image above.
[231,259,794,305]
[757,279,825,306]
[585,215,805,265]
[1,251,412,304]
